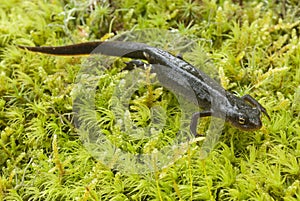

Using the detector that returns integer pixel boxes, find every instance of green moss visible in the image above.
[1,0,300,200]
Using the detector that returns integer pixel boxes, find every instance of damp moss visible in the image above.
[1,0,300,200]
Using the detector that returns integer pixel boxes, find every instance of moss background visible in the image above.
[1,0,300,200]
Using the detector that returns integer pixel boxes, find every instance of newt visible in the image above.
[19,41,270,135]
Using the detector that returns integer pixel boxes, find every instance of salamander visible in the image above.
[19,41,270,135]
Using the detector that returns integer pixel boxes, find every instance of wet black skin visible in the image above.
[19,41,270,135]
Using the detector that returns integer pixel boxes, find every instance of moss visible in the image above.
[1,0,300,200]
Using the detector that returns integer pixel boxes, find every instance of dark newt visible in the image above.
[19,41,270,135]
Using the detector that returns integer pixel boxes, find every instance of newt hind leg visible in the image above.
[123,60,148,71]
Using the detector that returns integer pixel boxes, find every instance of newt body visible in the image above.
[19,41,270,135]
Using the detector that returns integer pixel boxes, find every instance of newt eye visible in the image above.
[238,116,246,125]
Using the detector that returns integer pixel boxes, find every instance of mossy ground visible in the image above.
[1,0,300,200]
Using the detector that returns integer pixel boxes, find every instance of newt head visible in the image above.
[224,93,270,131]
[226,106,263,131]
